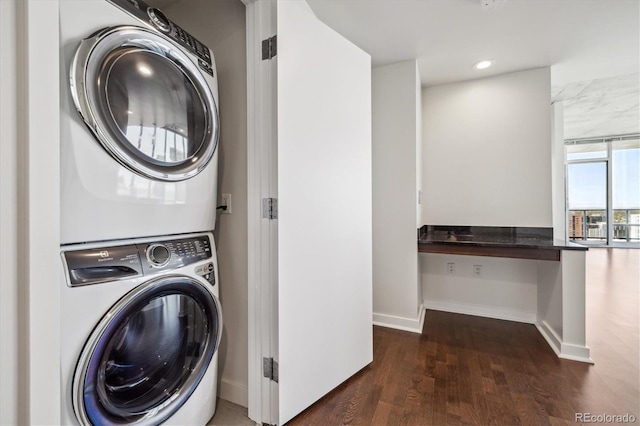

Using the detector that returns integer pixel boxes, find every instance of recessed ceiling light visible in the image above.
[474,60,495,70]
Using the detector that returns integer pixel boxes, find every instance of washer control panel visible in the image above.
[138,235,212,274]
[63,234,214,287]
[108,0,214,74]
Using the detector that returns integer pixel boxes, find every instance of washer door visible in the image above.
[73,276,222,425]
[70,25,219,182]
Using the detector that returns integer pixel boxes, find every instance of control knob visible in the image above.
[147,8,171,33]
[146,244,171,267]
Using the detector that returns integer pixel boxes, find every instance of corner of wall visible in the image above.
[373,304,425,334]
[219,378,249,408]
[551,102,566,240]
[372,59,422,325]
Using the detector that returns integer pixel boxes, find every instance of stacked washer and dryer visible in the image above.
[59,0,223,424]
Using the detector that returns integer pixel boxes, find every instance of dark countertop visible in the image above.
[418,225,588,251]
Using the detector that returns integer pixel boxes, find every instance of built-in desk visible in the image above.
[418,225,587,261]
[418,225,592,363]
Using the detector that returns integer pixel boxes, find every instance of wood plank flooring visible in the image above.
[289,248,639,425]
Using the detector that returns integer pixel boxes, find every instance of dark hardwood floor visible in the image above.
[289,248,640,425]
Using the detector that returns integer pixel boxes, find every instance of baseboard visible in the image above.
[373,304,425,334]
[536,320,562,356]
[536,321,593,364]
[219,378,248,408]
[417,303,426,331]
[424,299,536,324]
[559,342,593,364]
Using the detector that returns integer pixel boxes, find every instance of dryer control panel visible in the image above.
[63,234,214,287]
[107,0,214,74]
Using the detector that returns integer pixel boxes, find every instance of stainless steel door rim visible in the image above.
[72,275,223,425]
[70,25,219,182]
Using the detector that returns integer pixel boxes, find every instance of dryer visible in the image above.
[60,232,222,425]
[60,0,220,244]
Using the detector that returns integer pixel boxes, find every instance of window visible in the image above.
[566,136,640,246]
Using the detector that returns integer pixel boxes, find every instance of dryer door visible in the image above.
[73,275,222,425]
[71,26,219,182]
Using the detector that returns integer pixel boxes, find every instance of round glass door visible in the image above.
[71,26,219,182]
[73,276,222,425]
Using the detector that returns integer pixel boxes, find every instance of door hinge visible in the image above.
[262,35,277,60]
[262,198,278,219]
[263,357,279,382]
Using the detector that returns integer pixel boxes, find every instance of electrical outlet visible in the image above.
[473,264,482,277]
[447,262,455,275]
[221,194,232,214]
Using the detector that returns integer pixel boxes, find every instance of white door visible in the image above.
[247,0,373,424]
[277,0,372,423]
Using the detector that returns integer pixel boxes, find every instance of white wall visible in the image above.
[422,67,553,227]
[537,260,563,339]
[1,1,21,423]
[415,61,424,311]
[162,0,249,407]
[1,1,61,423]
[421,254,538,323]
[372,60,423,332]
[420,68,553,322]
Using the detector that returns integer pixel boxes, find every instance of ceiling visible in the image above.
[305,0,640,140]
[153,0,640,139]
[306,0,639,88]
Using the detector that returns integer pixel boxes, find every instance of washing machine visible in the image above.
[60,232,222,425]
[60,0,220,244]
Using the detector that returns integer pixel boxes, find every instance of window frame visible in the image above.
[565,134,640,246]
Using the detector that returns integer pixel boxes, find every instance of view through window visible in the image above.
[566,136,640,245]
